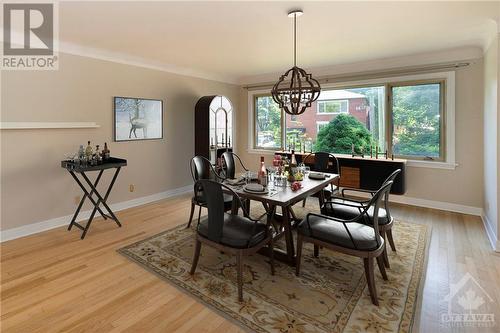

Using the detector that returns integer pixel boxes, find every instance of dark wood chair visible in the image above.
[189,179,275,302]
[302,152,341,207]
[186,156,233,229]
[296,181,393,306]
[221,151,248,180]
[322,169,401,267]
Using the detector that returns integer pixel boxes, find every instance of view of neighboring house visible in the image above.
[286,90,370,139]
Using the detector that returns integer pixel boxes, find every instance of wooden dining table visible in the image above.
[224,172,339,266]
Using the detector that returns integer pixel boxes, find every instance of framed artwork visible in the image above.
[113,96,163,141]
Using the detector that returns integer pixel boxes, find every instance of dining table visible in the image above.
[224,172,339,266]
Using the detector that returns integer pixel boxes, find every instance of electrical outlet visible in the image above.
[129,184,135,192]
[74,196,81,204]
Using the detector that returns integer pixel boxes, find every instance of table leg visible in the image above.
[231,196,239,215]
[68,170,106,231]
[282,205,295,263]
[81,168,122,227]
[266,204,278,232]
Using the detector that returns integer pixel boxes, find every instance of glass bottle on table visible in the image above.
[85,141,93,164]
[78,145,85,165]
[290,150,297,167]
[95,145,102,164]
[102,142,110,160]
[258,156,268,187]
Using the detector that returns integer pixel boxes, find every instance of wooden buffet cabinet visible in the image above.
[276,151,407,195]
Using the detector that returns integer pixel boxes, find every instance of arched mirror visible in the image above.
[195,95,233,164]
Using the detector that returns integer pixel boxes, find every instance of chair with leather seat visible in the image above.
[322,169,401,268]
[296,181,393,306]
[221,151,248,180]
[301,152,341,207]
[190,179,275,302]
[186,156,233,229]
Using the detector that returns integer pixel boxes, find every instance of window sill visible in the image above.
[247,148,458,170]
[247,148,279,155]
[406,160,457,170]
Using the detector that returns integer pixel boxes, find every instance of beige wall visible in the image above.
[483,33,499,241]
[236,61,485,209]
[0,53,239,231]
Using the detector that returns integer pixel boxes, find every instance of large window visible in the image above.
[283,85,385,154]
[252,74,450,163]
[390,82,443,160]
[254,95,282,149]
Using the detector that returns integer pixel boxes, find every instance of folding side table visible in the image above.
[61,157,127,239]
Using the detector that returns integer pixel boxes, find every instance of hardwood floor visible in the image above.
[1,194,499,332]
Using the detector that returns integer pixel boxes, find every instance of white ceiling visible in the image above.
[59,1,500,83]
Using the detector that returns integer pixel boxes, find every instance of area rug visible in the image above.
[119,203,429,333]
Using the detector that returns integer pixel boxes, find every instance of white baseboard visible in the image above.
[349,191,483,216]
[0,185,488,244]
[389,195,483,216]
[0,185,192,243]
[481,212,500,252]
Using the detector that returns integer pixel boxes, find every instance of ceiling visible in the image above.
[59,1,499,83]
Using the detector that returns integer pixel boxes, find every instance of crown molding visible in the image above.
[58,41,240,84]
[238,46,483,85]
[4,28,239,84]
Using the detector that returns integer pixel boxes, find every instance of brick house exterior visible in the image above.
[286,90,370,140]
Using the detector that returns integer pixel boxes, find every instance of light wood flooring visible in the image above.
[1,194,500,332]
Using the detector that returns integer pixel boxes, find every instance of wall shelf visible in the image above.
[0,122,100,130]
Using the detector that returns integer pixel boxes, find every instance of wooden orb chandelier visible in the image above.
[271,10,321,116]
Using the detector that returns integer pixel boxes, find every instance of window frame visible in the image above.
[316,99,349,115]
[253,93,285,151]
[387,79,446,162]
[248,71,455,169]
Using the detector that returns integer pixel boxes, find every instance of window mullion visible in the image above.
[281,109,286,150]
[386,83,393,156]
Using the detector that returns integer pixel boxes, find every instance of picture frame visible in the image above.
[113,96,163,142]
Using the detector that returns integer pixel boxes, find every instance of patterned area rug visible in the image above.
[119,202,429,333]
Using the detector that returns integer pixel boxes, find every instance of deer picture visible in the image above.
[128,99,149,138]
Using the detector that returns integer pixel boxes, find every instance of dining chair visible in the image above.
[301,152,341,207]
[296,181,393,306]
[221,151,248,180]
[322,169,401,268]
[187,156,233,229]
[189,179,275,302]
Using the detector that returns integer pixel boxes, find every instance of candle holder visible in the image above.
[351,144,365,158]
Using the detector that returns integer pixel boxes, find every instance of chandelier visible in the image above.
[271,10,321,116]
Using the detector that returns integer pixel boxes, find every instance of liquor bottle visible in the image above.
[102,142,110,160]
[78,145,85,164]
[95,145,102,164]
[290,150,297,168]
[258,156,267,186]
[85,141,93,162]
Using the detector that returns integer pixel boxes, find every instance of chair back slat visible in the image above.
[222,152,236,179]
[381,169,401,220]
[304,152,340,175]
[190,156,224,203]
[366,180,394,246]
[191,156,212,181]
[195,179,225,243]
